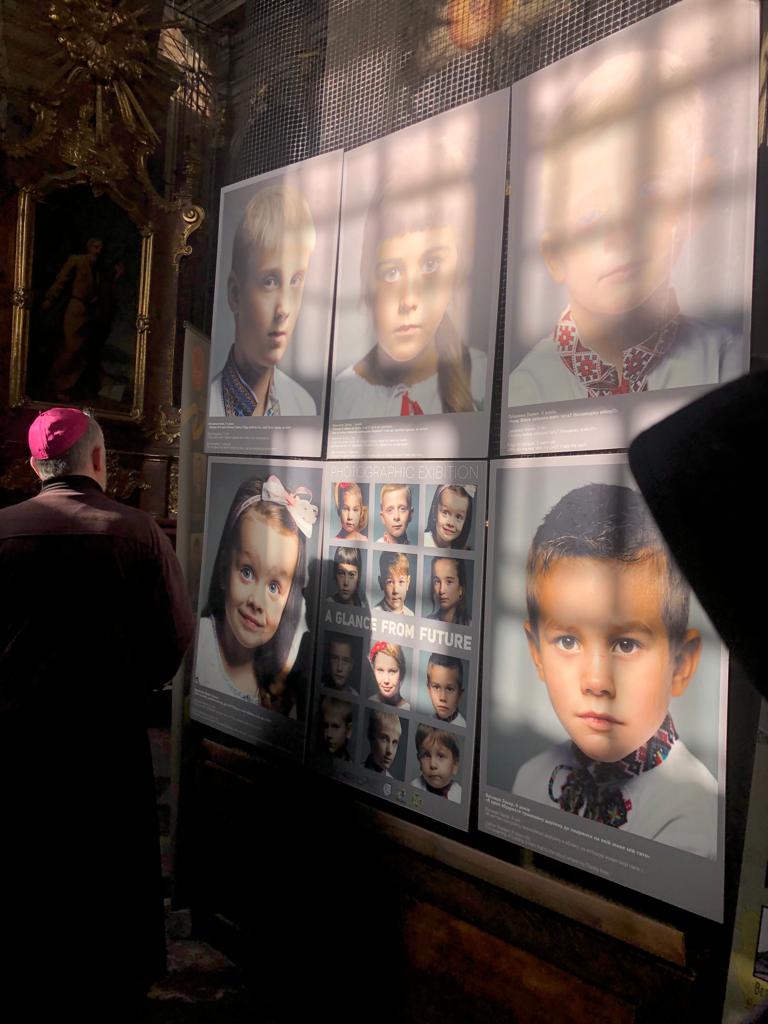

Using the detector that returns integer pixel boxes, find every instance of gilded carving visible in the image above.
[148,407,182,446]
[167,459,179,518]
[106,452,150,501]
[174,205,205,271]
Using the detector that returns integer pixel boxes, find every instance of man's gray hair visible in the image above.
[33,416,103,480]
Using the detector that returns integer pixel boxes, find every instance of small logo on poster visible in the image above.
[383,782,392,796]
[411,794,423,809]
[397,788,407,802]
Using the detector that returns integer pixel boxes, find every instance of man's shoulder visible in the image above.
[0,484,164,548]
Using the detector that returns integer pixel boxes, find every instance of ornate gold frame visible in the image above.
[9,185,153,422]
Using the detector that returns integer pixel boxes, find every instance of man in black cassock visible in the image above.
[0,407,194,1019]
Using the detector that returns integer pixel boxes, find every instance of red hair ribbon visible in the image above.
[369,640,389,662]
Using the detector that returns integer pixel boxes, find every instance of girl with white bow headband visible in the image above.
[198,475,318,715]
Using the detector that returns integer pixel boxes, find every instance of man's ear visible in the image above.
[540,233,566,285]
[670,628,702,697]
[227,271,240,315]
[29,457,43,481]
[91,443,105,476]
[524,621,546,682]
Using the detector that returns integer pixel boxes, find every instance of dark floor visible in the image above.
[143,725,256,1022]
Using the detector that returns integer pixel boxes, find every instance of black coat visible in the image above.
[0,476,195,1015]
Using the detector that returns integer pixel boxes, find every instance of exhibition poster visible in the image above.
[308,460,487,830]
[501,0,758,455]
[190,457,324,760]
[327,89,509,459]
[205,151,343,457]
[479,455,727,920]
[722,700,768,1021]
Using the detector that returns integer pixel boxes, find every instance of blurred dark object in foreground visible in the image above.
[629,370,768,703]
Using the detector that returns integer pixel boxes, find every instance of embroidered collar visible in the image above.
[548,714,679,828]
[221,347,280,417]
[439,708,462,725]
[555,307,680,398]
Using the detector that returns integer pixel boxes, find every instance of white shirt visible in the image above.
[507,317,744,409]
[374,599,415,616]
[333,348,487,419]
[193,615,262,705]
[512,738,718,859]
[209,365,317,417]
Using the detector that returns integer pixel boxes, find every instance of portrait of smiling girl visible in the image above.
[195,474,317,717]
[333,145,487,419]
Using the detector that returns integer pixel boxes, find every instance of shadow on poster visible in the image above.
[479,455,727,921]
[328,91,509,459]
[501,0,758,455]
[190,458,324,760]
[308,460,487,830]
[205,151,343,457]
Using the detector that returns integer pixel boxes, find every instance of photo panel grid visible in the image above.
[479,454,728,921]
[500,0,758,455]
[205,150,344,457]
[308,460,487,830]
[190,457,325,761]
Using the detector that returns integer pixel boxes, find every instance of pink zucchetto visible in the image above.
[28,408,91,459]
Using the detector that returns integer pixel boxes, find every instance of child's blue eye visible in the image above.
[267,580,281,596]
[613,638,640,654]
[261,274,280,289]
[240,566,254,582]
[421,255,441,273]
[290,271,305,287]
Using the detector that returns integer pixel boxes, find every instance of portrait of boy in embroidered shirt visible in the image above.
[209,183,318,418]
[376,483,417,545]
[375,551,416,616]
[512,481,717,859]
[506,43,746,409]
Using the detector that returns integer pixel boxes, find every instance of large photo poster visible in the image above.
[308,460,487,830]
[205,151,343,457]
[327,90,509,459]
[501,0,758,455]
[479,455,727,920]
[190,457,324,760]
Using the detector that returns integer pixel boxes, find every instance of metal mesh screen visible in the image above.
[237,0,680,175]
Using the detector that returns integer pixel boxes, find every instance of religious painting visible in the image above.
[10,184,150,420]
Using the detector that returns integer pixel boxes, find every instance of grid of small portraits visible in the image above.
[309,465,487,829]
